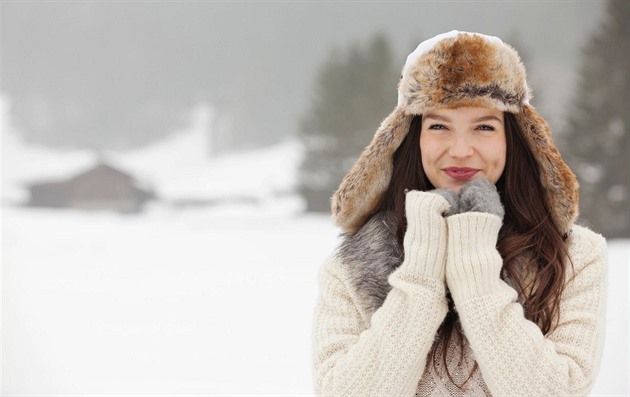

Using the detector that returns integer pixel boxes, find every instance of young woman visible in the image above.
[313,31,607,396]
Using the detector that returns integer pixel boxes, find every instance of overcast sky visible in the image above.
[2,1,605,149]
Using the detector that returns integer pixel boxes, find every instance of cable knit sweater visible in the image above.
[313,191,607,397]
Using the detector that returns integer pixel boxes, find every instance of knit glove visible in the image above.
[458,179,504,220]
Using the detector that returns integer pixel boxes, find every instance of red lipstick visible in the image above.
[443,167,479,181]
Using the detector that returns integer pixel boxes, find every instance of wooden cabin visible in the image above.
[27,162,155,213]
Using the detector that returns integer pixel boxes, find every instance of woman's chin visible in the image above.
[440,182,465,193]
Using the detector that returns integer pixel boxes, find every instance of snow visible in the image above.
[0,128,95,204]
[110,105,302,204]
[402,30,503,75]
[2,96,628,395]
[2,206,338,395]
[1,101,302,207]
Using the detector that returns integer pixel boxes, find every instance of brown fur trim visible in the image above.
[331,107,412,234]
[515,105,579,233]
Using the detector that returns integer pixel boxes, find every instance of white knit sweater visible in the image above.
[313,191,607,396]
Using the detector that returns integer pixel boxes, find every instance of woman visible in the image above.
[313,31,607,396]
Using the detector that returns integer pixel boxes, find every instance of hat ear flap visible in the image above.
[332,107,414,233]
[514,104,579,233]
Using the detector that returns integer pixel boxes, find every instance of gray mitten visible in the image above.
[432,188,460,216]
[459,179,504,219]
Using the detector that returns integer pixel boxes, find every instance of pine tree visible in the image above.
[559,0,629,238]
[298,33,399,211]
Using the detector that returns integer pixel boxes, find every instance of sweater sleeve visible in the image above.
[445,213,608,397]
[313,192,451,397]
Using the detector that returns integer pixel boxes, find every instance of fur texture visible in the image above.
[459,179,505,219]
[433,188,461,216]
[399,34,529,115]
[337,211,401,315]
[331,107,411,233]
[331,31,578,235]
[515,105,579,231]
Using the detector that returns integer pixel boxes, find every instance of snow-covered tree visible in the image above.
[559,0,629,238]
[298,34,399,211]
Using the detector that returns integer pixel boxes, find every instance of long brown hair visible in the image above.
[378,112,569,387]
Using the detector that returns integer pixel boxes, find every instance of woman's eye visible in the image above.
[477,124,495,131]
[428,123,447,130]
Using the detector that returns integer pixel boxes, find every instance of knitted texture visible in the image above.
[313,192,449,395]
[417,335,492,396]
[445,213,504,302]
[401,191,451,280]
[313,206,607,396]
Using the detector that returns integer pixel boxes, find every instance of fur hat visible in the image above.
[331,30,578,235]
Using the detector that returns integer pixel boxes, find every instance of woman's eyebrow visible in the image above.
[424,114,503,123]
[473,115,503,123]
[424,113,451,122]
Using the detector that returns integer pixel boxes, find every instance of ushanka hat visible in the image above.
[332,30,578,235]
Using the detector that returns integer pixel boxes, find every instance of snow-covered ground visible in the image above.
[2,204,338,395]
[2,205,628,396]
[1,97,628,395]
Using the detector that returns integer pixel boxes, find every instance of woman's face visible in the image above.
[419,106,506,192]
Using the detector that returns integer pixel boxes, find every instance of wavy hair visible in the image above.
[378,112,570,387]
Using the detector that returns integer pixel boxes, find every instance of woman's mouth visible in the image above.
[443,167,480,181]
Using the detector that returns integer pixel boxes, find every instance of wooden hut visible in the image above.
[27,162,155,213]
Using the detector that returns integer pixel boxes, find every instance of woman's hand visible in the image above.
[431,188,460,216]
[459,179,504,219]
[402,190,452,282]
[435,179,504,219]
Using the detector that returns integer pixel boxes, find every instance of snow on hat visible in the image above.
[331,30,578,235]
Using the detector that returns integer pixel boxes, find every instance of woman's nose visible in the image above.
[448,135,474,158]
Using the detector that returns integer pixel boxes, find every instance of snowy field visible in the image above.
[1,204,628,396]
[2,203,338,395]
